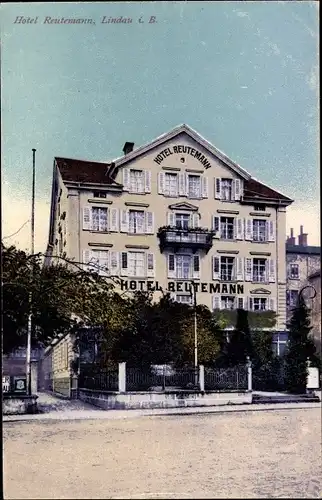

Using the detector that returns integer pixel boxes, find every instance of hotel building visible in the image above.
[45,124,293,330]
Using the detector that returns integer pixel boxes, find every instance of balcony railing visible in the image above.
[157,226,214,253]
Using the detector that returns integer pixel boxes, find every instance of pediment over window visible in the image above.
[250,288,271,295]
[168,202,198,211]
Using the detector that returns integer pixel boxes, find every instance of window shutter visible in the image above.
[245,218,253,240]
[268,220,275,242]
[120,210,129,233]
[212,295,221,310]
[193,255,200,279]
[109,251,119,275]
[236,257,244,281]
[109,208,119,232]
[145,212,154,234]
[120,251,128,277]
[247,297,253,311]
[146,253,155,278]
[123,168,130,191]
[214,178,221,199]
[82,206,92,230]
[167,254,176,278]
[179,173,186,196]
[212,256,220,280]
[191,213,199,228]
[268,259,275,283]
[158,172,165,194]
[145,171,151,193]
[212,216,220,238]
[245,258,252,281]
[236,218,244,240]
[202,177,208,198]
[99,251,109,276]
[237,297,245,310]
[234,179,241,200]
[269,298,275,311]
[167,212,176,227]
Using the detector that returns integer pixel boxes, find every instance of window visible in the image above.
[288,290,299,307]
[221,179,233,201]
[129,210,145,234]
[253,297,267,311]
[253,219,267,242]
[220,257,235,281]
[289,263,299,279]
[253,258,267,282]
[176,295,192,305]
[221,296,235,310]
[164,173,178,197]
[91,250,109,276]
[92,207,108,232]
[128,251,145,277]
[93,191,106,198]
[175,213,190,230]
[220,217,234,240]
[188,175,201,198]
[176,255,192,279]
[254,204,266,212]
[129,169,144,194]
[272,332,288,357]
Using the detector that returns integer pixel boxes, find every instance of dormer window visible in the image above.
[93,191,106,198]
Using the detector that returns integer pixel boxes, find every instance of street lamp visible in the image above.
[298,285,316,308]
[26,148,36,396]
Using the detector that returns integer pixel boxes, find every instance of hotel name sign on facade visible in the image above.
[154,145,212,169]
[120,279,245,294]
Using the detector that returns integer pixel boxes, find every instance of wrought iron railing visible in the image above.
[126,366,199,392]
[204,365,248,391]
[78,369,119,391]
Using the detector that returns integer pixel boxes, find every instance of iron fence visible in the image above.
[204,365,248,391]
[126,366,199,392]
[78,369,119,391]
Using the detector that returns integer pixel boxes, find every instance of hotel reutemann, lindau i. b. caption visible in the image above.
[45,124,293,331]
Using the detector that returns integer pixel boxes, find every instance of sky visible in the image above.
[1,1,320,253]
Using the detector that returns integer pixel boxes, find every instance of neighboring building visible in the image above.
[40,333,77,397]
[2,347,43,394]
[45,124,293,330]
[286,226,321,320]
[307,270,321,354]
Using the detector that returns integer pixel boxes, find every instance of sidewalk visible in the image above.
[3,392,321,423]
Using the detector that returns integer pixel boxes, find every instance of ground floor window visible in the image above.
[272,332,288,357]
[175,294,192,305]
[253,297,267,311]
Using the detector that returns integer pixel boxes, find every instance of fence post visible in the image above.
[118,362,126,393]
[199,365,205,392]
[246,356,252,392]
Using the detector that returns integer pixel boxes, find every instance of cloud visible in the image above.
[234,10,249,18]
[307,64,319,94]
[286,202,320,246]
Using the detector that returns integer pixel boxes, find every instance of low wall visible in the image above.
[3,395,38,415]
[78,389,252,410]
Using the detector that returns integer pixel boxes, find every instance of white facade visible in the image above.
[45,124,293,330]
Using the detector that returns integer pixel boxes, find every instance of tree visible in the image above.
[2,244,111,354]
[223,308,253,366]
[285,294,317,394]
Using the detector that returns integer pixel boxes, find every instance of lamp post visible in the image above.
[190,281,198,371]
[26,148,36,396]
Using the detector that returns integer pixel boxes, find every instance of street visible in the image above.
[3,407,321,499]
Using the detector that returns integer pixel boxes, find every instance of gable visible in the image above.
[113,124,251,180]
[249,288,271,295]
[168,202,199,211]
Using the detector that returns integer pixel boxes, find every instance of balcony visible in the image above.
[157,226,214,253]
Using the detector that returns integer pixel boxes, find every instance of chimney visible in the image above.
[286,228,296,245]
[298,225,308,246]
[122,142,134,155]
